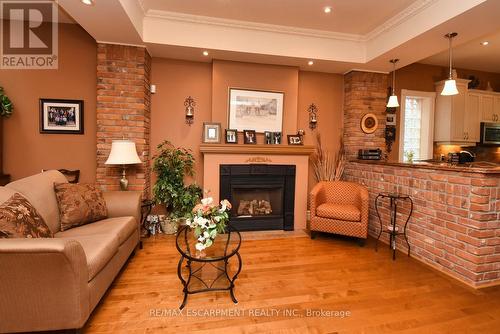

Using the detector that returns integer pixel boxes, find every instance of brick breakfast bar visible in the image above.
[344,160,500,288]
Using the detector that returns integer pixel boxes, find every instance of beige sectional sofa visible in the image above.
[0,170,142,333]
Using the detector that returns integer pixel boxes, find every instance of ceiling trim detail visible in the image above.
[365,0,438,40]
[144,10,363,41]
[143,0,441,43]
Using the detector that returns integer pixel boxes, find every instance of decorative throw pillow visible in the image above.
[54,183,108,231]
[0,193,53,238]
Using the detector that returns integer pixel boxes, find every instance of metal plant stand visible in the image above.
[176,225,242,310]
[375,193,413,260]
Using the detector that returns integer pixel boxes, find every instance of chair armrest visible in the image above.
[103,191,142,224]
[0,238,89,332]
[309,182,326,219]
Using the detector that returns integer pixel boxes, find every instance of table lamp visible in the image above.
[105,140,142,190]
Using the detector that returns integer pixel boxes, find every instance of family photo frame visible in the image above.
[39,98,84,134]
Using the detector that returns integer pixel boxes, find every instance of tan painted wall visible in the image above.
[150,58,344,193]
[0,23,97,183]
[297,71,344,189]
[150,58,213,188]
[388,63,500,162]
[211,60,299,145]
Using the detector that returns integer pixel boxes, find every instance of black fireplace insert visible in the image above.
[220,164,295,231]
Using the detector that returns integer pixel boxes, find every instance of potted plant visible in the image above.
[152,141,202,232]
[0,87,13,118]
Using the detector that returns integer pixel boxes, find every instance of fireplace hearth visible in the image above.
[220,164,295,231]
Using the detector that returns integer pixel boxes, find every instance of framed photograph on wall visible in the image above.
[228,88,284,133]
[39,99,84,134]
[203,122,221,143]
[225,129,238,144]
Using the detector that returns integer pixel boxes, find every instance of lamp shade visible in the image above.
[105,140,141,165]
[441,79,459,96]
[386,95,399,108]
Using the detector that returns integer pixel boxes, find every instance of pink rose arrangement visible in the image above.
[186,197,232,251]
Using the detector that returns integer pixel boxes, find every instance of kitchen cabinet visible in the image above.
[469,89,500,122]
[435,79,478,144]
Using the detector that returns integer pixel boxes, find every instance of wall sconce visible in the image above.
[184,96,195,125]
[308,103,318,129]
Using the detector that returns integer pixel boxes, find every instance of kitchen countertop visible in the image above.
[350,159,500,175]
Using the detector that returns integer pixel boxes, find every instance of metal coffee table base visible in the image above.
[177,253,242,310]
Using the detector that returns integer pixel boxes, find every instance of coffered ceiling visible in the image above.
[57,0,500,73]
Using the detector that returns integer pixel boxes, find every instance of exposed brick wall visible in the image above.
[96,44,151,196]
[345,161,500,288]
[343,71,388,160]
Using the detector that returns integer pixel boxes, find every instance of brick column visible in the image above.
[343,71,388,159]
[96,44,151,196]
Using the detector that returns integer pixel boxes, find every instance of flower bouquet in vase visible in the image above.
[186,197,232,256]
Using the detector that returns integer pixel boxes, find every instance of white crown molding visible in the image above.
[365,0,439,40]
[144,9,364,42]
[144,0,440,44]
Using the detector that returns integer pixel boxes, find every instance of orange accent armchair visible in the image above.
[309,181,369,244]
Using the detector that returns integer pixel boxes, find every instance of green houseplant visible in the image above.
[152,141,202,223]
[0,87,13,118]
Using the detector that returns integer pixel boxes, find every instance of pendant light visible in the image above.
[387,59,399,108]
[441,32,459,96]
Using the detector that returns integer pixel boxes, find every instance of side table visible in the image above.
[140,199,154,248]
[176,225,242,310]
[375,192,413,260]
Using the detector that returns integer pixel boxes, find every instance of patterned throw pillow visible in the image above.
[0,193,53,238]
[54,183,108,231]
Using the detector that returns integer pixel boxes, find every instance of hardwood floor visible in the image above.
[84,232,500,333]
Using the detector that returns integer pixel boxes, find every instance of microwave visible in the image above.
[480,122,500,145]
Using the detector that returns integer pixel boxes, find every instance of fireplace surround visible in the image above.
[220,164,295,231]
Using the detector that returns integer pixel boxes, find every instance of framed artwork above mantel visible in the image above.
[228,88,284,133]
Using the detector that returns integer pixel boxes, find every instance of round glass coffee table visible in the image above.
[175,225,242,309]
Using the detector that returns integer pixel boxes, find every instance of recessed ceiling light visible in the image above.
[308,60,314,66]
[202,50,209,56]
[480,41,489,46]
[324,6,332,13]
[81,0,94,5]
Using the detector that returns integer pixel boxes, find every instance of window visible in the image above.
[399,90,436,162]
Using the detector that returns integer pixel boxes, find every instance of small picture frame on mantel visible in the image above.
[243,130,257,144]
[287,135,303,145]
[203,122,221,143]
[225,129,238,144]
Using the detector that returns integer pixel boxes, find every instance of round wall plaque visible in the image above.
[360,113,379,134]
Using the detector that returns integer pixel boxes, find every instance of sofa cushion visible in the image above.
[0,187,17,205]
[0,193,53,238]
[6,170,68,234]
[55,216,136,245]
[316,203,361,222]
[56,234,119,281]
[54,183,108,232]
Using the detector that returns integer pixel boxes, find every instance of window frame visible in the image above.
[399,89,436,162]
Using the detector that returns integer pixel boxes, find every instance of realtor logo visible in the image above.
[0,0,58,69]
